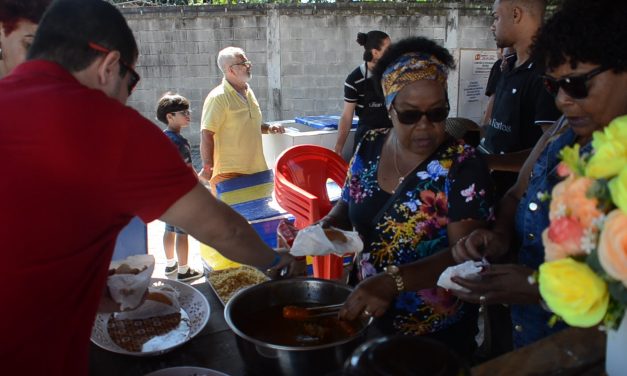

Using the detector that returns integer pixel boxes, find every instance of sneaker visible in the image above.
[164,262,178,275]
[177,268,203,282]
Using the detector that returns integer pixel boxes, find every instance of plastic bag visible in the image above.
[290,224,363,257]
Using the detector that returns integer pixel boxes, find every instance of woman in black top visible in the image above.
[334,30,392,156]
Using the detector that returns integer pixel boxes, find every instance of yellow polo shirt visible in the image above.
[201,78,268,176]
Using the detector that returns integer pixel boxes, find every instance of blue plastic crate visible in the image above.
[294,115,358,130]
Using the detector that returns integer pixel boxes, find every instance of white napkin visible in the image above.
[114,285,180,320]
[437,260,489,293]
[289,224,363,257]
[107,254,155,310]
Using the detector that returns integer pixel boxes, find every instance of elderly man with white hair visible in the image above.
[199,46,283,192]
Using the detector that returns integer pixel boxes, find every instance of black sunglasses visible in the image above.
[88,42,141,95]
[392,105,449,125]
[542,66,608,99]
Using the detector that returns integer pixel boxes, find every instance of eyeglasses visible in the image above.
[230,60,252,69]
[391,105,449,125]
[541,66,608,99]
[172,110,191,116]
[88,42,141,95]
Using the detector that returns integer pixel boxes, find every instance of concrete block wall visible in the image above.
[121,3,495,145]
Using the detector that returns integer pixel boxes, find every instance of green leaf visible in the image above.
[559,144,586,176]
[604,300,625,330]
[608,281,627,306]
[586,249,607,277]
[588,179,615,213]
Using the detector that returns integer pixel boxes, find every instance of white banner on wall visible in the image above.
[456,49,499,125]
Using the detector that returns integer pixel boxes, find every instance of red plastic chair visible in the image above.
[274,145,349,280]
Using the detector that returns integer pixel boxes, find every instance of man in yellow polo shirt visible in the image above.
[199,46,284,192]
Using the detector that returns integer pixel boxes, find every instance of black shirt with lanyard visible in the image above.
[344,63,392,149]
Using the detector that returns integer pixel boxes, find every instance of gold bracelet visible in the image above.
[384,265,404,293]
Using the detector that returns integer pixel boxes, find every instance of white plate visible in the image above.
[144,367,229,376]
[91,278,210,356]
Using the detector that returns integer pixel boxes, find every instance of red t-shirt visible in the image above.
[0,61,198,375]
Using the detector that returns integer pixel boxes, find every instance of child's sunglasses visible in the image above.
[541,66,608,100]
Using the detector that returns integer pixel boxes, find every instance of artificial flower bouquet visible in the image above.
[538,115,627,329]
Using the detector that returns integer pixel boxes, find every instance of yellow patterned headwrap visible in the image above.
[381,52,449,110]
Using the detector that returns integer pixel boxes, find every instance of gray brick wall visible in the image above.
[122,3,495,145]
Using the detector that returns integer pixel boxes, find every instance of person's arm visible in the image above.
[480,94,495,138]
[401,220,487,290]
[339,219,487,320]
[483,148,532,172]
[160,183,293,270]
[261,122,285,134]
[199,129,215,181]
[334,101,357,155]
[453,124,557,261]
[319,200,352,230]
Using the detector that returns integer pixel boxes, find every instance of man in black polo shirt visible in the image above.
[475,0,561,361]
[479,0,561,197]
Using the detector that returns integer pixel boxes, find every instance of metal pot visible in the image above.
[224,278,371,376]
[343,336,470,376]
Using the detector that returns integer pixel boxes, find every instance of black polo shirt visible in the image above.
[479,55,561,155]
[344,63,391,129]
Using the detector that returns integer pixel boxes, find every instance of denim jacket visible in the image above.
[511,124,592,348]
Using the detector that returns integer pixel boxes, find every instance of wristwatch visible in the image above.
[383,265,404,293]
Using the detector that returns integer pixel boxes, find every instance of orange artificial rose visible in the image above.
[549,176,602,229]
[597,210,627,287]
[542,217,585,261]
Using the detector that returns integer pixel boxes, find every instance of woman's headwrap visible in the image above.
[381,52,449,110]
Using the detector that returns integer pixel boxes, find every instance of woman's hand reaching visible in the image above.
[338,273,397,321]
[450,264,540,306]
[452,228,509,263]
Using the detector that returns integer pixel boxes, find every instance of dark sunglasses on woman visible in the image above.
[392,105,450,125]
[541,66,608,99]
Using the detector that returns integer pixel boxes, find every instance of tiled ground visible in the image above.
[146,219,207,283]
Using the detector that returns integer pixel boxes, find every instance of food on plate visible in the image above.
[208,266,269,304]
[107,255,155,310]
[107,312,182,352]
[107,285,183,352]
[108,254,153,275]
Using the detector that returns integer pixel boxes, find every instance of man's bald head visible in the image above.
[495,0,547,19]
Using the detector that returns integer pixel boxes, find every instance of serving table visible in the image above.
[471,326,606,375]
[90,280,609,376]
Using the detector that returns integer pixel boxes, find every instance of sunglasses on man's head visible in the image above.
[541,66,608,100]
[392,105,450,125]
[87,42,141,95]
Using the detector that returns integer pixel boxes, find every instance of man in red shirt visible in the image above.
[0,1,294,374]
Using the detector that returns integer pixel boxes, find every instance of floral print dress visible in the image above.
[342,128,495,336]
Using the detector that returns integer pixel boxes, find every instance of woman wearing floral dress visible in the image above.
[324,37,495,358]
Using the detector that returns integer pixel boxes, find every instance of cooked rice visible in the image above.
[208,266,269,303]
